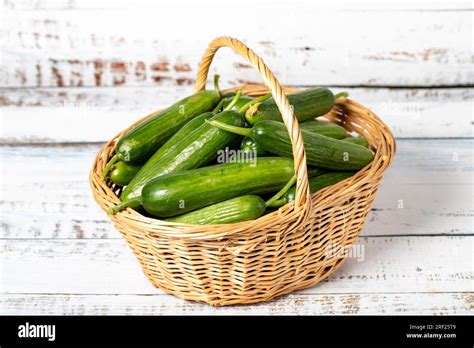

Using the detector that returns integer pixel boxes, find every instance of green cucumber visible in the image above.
[207,120,374,170]
[103,76,221,175]
[240,136,268,156]
[165,195,265,225]
[343,135,369,148]
[116,110,246,210]
[268,172,354,208]
[109,112,214,185]
[245,87,335,125]
[141,157,294,217]
[300,120,347,139]
[109,161,142,186]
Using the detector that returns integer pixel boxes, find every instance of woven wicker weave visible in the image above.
[89,37,396,306]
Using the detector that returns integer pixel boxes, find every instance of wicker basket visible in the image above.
[89,37,396,306]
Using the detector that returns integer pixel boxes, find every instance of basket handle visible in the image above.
[194,36,310,209]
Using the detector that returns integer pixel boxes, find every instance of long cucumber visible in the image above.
[141,157,294,217]
[165,195,266,225]
[300,120,347,139]
[107,112,214,186]
[114,110,246,211]
[245,87,335,125]
[343,135,369,148]
[101,75,221,180]
[207,119,374,170]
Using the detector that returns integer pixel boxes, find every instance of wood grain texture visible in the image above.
[1,139,472,239]
[1,293,472,315]
[1,87,472,143]
[1,237,472,295]
[1,3,472,87]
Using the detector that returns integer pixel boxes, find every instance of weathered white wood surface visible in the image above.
[0,139,473,314]
[1,2,472,87]
[0,1,472,315]
[1,139,472,239]
[1,293,472,315]
[1,237,472,295]
[1,87,473,142]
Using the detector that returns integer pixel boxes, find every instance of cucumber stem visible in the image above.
[265,175,296,208]
[101,154,118,180]
[267,198,286,208]
[205,120,252,137]
[108,197,142,215]
[223,91,242,111]
[212,99,226,113]
[238,93,272,114]
[335,92,349,99]
[213,74,221,95]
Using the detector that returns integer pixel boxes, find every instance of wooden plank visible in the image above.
[3,0,471,11]
[1,292,472,315]
[1,139,472,239]
[1,87,473,143]
[1,4,472,87]
[0,237,472,295]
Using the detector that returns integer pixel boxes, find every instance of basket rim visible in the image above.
[89,83,396,241]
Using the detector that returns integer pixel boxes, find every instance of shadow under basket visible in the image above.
[89,37,396,306]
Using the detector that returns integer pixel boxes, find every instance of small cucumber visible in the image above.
[165,195,265,225]
[245,87,335,125]
[343,135,369,148]
[117,110,246,208]
[109,161,141,186]
[207,120,374,170]
[268,172,354,208]
[300,120,347,139]
[141,157,294,217]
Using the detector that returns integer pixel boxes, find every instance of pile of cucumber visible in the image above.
[104,75,374,225]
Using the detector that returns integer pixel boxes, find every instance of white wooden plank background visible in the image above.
[1,87,473,142]
[2,293,472,315]
[0,1,472,315]
[1,2,473,88]
[1,237,472,294]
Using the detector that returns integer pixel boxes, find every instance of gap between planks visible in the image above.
[1,86,473,141]
[1,293,472,315]
[1,7,473,87]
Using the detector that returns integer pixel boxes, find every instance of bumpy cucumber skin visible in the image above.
[120,110,245,202]
[109,161,142,186]
[116,90,220,164]
[300,120,347,139]
[283,172,354,205]
[142,157,294,217]
[147,112,215,163]
[112,112,214,186]
[165,195,265,225]
[343,136,369,148]
[245,87,335,125]
[240,136,268,156]
[251,120,374,170]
